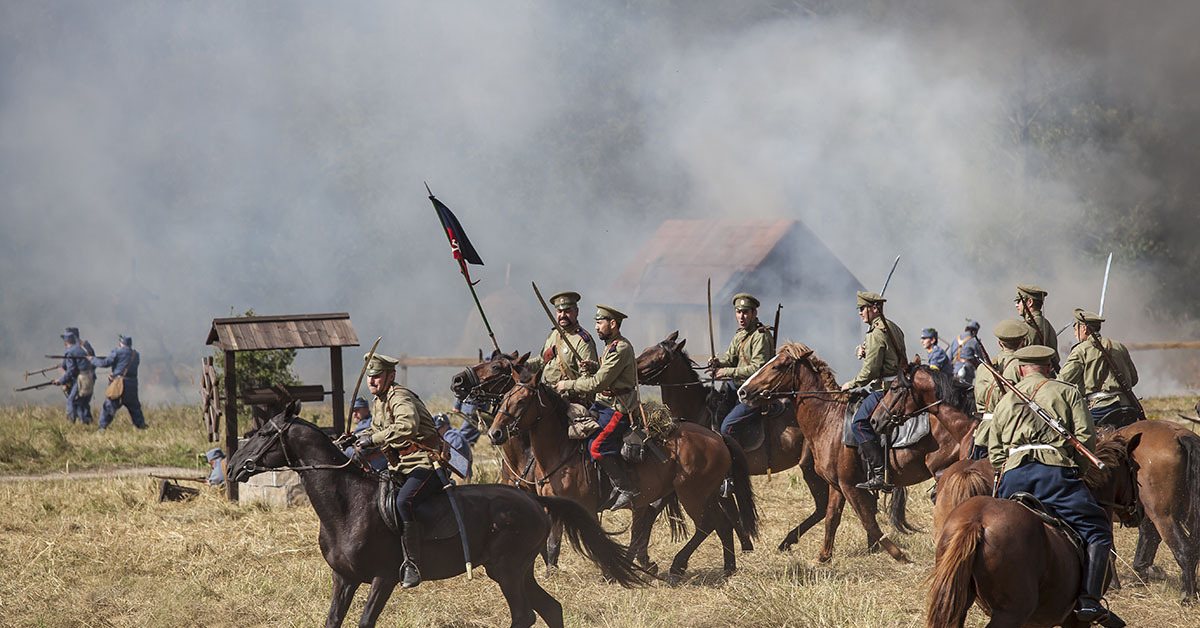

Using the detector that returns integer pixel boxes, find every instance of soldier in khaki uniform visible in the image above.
[986,345,1121,627]
[706,293,774,439]
[353,353,440,588]
[525,290,599,404]
[556,305,640,510]
[1014,284,1059,370]
[839,291,907,492]
[968,319,1028,459]
[1059,309,1141,429]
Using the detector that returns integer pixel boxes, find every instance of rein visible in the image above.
[238,414,359,475]
[495,380,579,488]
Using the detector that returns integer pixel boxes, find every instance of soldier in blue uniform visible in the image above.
[433,414,474,481]
[54,332,94,424]
[947,320,982,384]
[206,448,226,486]
[344,397,388,472]
[920,328,951,371]
[92,335,147,431]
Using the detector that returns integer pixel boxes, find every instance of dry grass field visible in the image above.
[0,400,1197,627]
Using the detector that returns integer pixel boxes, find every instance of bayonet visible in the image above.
[1098,252,1113,317]
[879,255,901,297]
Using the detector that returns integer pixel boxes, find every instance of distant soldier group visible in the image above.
[46,327,146,431]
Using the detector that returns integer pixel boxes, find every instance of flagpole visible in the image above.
[426,183,502,354]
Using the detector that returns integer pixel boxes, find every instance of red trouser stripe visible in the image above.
[590,410,623,460]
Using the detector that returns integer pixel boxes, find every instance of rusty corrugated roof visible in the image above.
[205,313,360,351]
[610,219,797,305]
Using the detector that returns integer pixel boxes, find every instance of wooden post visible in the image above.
[400,353,408,387]
[224,349,239,501]
[330,347,345,433]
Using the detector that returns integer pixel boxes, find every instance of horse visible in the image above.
[737,343,974,562]
[488,366,758,585]
[227,411,642,628]
[636,331,830,552]
[926,433,1142,628]
[1115,420,1200,603]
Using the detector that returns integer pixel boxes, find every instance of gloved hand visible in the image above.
[706,357,720,370]
[354,432,374,449]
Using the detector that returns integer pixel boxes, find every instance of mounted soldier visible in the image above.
[525,290,599,406]
[1014,284,1060,371]
[352,353,441,589]
[946,320,982,384]
[1058,309,1142,430]
[706,293,774,441]
[556,304,640,510]
[968,319,1029,459]
[986,345,1124,628]
[839,291,907,492]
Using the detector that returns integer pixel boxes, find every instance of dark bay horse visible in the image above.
[1115,420,1200,603]
[738,343,973,562]
[636,331,830,552]
[228,413,641,628]
[489,367,758,585]
[926,434,1142,628]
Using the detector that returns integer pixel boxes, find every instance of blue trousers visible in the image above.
[395,466,443,522]
[720,402,763,436]
[588,404,630,460]
[998,461,1112,547]
[1090,403,1136,428]
[66,382,94,424]
[98,380,146,429]
[852,390,886,444]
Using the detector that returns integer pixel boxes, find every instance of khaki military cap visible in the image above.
[856,291,886,308]
[364,353,399,376]
[993,319,1029,342]
[731,293,760,310]
[594,304,628,321]
[549,291,581,311]
[1015,284,1048,301]
[1013,345,1057,365]
[1073,308,1104,325]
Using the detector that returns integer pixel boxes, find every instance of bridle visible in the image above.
[872,373,943,432]
[493,379,546,441]
[237,413,357,476]
[637,342,703,388]
[740,352,849,402]
[1094,455,1143,525]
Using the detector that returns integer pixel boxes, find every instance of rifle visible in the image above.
[15,380,62,392]
[149,474,208,484]
[25,365,59,380]
[974,346,1105,469]
[531,282,586,377]
[707,278,716,361]
[1088,333,1146,420]
[46,354,105,360]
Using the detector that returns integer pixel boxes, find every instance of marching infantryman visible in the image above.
[1058,309,1142,429]
[353,353,441,588]
[986,345,1123,628]
[969,319,1028,459]
[92,335,146,430]
[920,328,951,372]
[1014,284,1060,371]
[706,293,774,440]
[525,290,600,404]
[946,320,982,384]
[839,291,907,492]
[54,331,94,424]
[556,305,640,510]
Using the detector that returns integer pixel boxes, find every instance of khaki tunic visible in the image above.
[525,324,599,385]
[972,348,1020,449]
[559,335,636,414]
[713,323,774,387]
[1058,336,1139,409]
[847,317,907,390]
[368,384,437,474]
[987,373,1096,474]
[1023,311,1059,357]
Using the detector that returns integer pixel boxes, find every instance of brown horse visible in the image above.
[926,434,1142,628]
[636,331,831,552]
[1115,420,1200,603]
[489,366,758,585]
[737,343,974,562]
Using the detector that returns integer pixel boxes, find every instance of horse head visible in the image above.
[738,342,832,406]
[1090,432,1144,528]
[489,367,549,446]
[451,350,525,399]
[636,331,688,385]
[228,405,314,483]
[872,365,977,434]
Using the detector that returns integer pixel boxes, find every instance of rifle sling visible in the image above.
[1088,335,1142,412]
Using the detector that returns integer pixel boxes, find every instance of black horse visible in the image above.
[228,412,642,628]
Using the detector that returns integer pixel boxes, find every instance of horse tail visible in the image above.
[888,487,919,534]
[934,465,991,530]
[662,493,690,543]
[722,434,760,540]
[1179,432,1200,542]
[536,495,644,587]
[925,516,983,628]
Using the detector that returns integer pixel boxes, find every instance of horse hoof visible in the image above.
[741,544,754,554]
[638,560,658,576]
[723,568,737,578]
[777,542,793,553]
[1181,594,1195,606]
[667,571,683,587]
[1135,566,1166,582]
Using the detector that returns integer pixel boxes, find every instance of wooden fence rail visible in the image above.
[397,354,479,386]
[1126,341,1200,351]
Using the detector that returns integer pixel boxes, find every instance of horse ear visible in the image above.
[489,349,501,360]
[665,330,679,344]
[287,399,301,416]
[515,352,531,368]
[1126,432,1142,454]
[913,354,923,365]
[675,338,687,352]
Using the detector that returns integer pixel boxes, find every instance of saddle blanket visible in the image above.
[841,397,930,449]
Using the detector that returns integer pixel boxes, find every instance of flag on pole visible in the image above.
[430,194,484,284]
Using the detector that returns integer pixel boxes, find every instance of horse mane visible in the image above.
[536,381,572,427]
[915,364,975,416]
[780,342,839,391]
[1081,433,1128,491]
[279,413,374,479]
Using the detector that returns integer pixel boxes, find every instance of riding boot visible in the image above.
[1076,543,1124,628]
[599,456,639,511]
[855,439,894,493]
[399,522,423,589]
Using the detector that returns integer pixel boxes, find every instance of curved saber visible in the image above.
[433,463,474,580]
[1098,252,1113,317]
[345,336,382,435]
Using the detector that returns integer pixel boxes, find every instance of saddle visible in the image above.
[730,400,791,453]
[1009,492,1086,568]
[376,470,461,540]
[841,396,930,449]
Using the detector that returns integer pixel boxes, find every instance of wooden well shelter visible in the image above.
[205,312,359,499]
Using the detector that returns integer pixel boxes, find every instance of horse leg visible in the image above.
[777,461,830,552]
[489,565,537,628]
[542,519,563,577]
[525,564,564,628]
[712,503,738,577]
[357,575,399,628]
[1158,518,1199,604]
[815,488,845,563]
[845,484,909,562]
[628,506,659,574]
[1132,517,1164,581]
[324,570,360,628]
[668,527,711,586]
[720,495,754,553]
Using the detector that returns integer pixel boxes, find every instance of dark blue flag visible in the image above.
[430,194,484,283]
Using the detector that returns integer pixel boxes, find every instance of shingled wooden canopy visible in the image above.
[206,313,359,500]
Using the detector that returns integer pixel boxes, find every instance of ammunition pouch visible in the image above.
[104,375,125,401]
[76,370,96,397]
[621,429,646,463]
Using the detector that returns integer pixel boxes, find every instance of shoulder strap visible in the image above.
[119,350,135,377]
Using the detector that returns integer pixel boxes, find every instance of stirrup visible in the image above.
[720,477,734,498]
[856,476,894,493]
[609,489,639,511]
[400,561,421,588]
